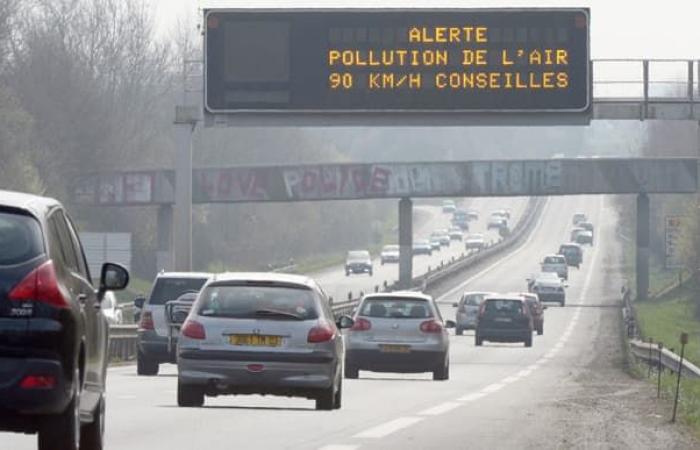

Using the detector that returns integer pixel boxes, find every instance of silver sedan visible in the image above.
[177,272,353,410]
[344,292,454,380]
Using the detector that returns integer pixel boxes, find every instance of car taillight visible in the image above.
[350,317,371,331]
[138,311,154,331]
[8,260,68,308]
[478,303,487,319]
[419,320,443,333]
[181,319,206,340]
[308,321,336,343]
[20,375,56,389]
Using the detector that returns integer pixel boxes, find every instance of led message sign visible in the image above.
[205,9,590,114]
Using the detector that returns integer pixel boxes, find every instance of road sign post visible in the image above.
[399,198,413,290]
[637,194,650,302]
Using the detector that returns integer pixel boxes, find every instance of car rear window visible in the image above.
[462,293,488,306]
[0,212,44,265]
[383,245,399,252]
[149,278,208,305]
[197,284,318,320]
[360,298,433,319]
[484,299,523,315]
[544,256,565,264]
[348,251,369,260]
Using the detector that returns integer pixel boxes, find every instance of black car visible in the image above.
[475,296,533,347]
[345,250,373,276]
[0,190,129,450]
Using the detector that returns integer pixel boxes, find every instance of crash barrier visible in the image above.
[108,197,545,363]
[629,339,700,379]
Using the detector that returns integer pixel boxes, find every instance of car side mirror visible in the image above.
[98,263,129,300]
[444,320,456,329]
[336,315,354,329]
[543,306,548,310]
[173,310,189,324]
[134,296,146,309]
[452,302,459,308]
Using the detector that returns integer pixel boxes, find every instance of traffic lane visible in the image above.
[359,195,609,450]
[318,197,528,302]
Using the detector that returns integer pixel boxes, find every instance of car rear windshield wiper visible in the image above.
[253,309,306,320]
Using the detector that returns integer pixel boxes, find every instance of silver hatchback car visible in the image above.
[453,291,494,334]
[177,273,354,410]
[345,292,454,380]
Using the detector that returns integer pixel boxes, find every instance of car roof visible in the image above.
[157,271,212,279]
[544,254,565,259]
[462,291,494,296]
[0,189,61,218]
[363,291,432,301]
[208,272,318,288]
[484,295,524,302]
[560,243,582,248]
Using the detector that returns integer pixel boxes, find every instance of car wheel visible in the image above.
[177,380,204,407]
[333,377,342,410]
[345,271,350,277]
[369,270,373,277]
[137,350,159,376]
[316,385,335,410]
[475,335,483,346]
[433,357,449,381]
[560,300,566,307]
[537,325,544,336]
[381,261,384,266]
[525,336,533,348]
[79,394,105,450]
[39,368,80,450]
[344,364,359,379]
[455,327,463,336]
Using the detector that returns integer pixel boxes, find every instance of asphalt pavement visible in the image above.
[2,195,623,450]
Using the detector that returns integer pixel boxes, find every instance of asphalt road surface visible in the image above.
[3,195,655,449]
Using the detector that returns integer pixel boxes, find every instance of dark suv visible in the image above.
[0,190,129,450]
[475,296,534,347]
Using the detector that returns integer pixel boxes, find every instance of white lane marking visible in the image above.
[354,417,424,439]
[318,446,359,450]
[501,375,520,384]
[517,369,533,378]
[438,199,550,301]
[481,383,505,394]
[419,402,462,416]
[458,392,487,402]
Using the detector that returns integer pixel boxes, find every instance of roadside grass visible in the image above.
[659,372,700,434]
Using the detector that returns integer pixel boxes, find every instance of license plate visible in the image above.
[229,335,282,347]
[380,344,411,354]
[494,317,512,323]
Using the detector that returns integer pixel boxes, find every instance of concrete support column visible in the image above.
[636,193,650,301]
[156,204,174,272]
[399,197,413,290]
[173,122,194,271]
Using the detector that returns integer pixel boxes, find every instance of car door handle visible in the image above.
[78,294,88,304]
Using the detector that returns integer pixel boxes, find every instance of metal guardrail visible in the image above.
[629,340,700,379]
[107,197,543,363]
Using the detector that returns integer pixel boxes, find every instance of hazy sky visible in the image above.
[147,0,700,59]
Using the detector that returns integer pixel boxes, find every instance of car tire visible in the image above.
[560,300,566,307]
[137,350,159,376]
[345,271,350,277]
[475,335,483,346]
[177,380,204,407]
[79,394,105,450]
[455,327,463,336]
[433,357,449,381]
[39,368,80,450]
[368,270,373,277]
[537,325,544,336]
[333,377,342,410]
[525,336,533,348]
[316,385,335,411]
[344,364,359,379]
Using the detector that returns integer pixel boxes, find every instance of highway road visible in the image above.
[2,194,635,449]
[316,197,528,302]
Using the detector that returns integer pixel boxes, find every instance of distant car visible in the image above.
[380,245,400,265]
[575,230,594,245]
[452,210,469,230]
[0,190,130,449]
[475,296,534,347]
[572,213,587,225]
[487,215,508,230]
[442,200,456,213]
[102,291,124,325]
[541,254,568,280]
[465,233,486,251]
[453,291,494,335]
[466,210,479,221]
[177,272,353,410]
[431,230,450,246]
[345,292,454,380]
[559,243,583,268]
[345,250,373,276]
[448,227,464,241]
[429,236,442,251]
[511,292,545,335]
[413,239,433,256]
[570,227,586,242]
[135,272,211,375]
[579,221,594,233]
[527,272,567,306]
[492,209,511,220]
